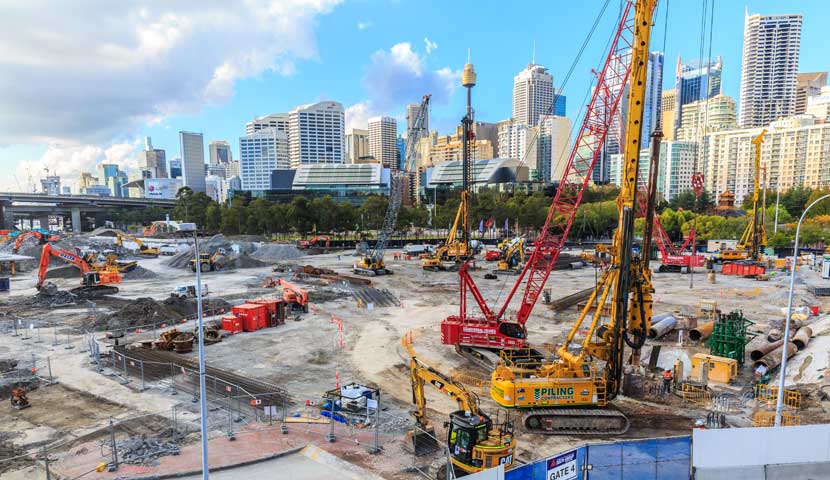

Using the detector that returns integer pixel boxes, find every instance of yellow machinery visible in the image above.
[403,334,516,475]
[490,0,657,435]
[715,130,766,263]
[421,192,474,271]
[493,237,525,275]
[190,250,225,272]
[86,253,137,274]
[116,233,160,257]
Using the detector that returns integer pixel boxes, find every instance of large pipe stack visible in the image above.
[648,313,677,339]
[689,321,715,342]
[792,326,813,351]
[750,339,784,362]
[753,342,797,371]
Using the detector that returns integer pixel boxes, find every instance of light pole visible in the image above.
[775,193,830,427]
[181,225,209,478]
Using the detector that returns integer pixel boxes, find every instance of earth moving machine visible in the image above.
[715,130,767,263]
[36,243,121,297]
[354,95,430,276]
[402,334,516,475]
[298,235,331,252]
[116,233,160,257]
[11,387,29,409]
[490,0,657,435]
[84,253,138,274]
[441,0,639,354]
[278,278,309,312]
[421,193,473,271]
[12,230,59,253]
[190,249,225,272]
[493,237,525,275]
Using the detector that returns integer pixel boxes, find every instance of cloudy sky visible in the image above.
[0,0,827,191]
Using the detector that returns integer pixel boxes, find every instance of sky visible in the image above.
[0,0,828,192]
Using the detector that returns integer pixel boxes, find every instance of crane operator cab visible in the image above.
[446,410,515,474]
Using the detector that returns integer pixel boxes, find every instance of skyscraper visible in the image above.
[345,128,369,164]
[288,101,345,168]
[179,131,206,193]
[538,115,572,183]
[674,56,722,135]
[795,72,828,114]
[209,140,232,165]
[512,63,554,126]
[661,89,677,141]
[246,113,289,135]
[368,116,397,169]
[239,128,289,191]
[643,51,664,147]
[738,13,802,127]
[139,136,167,178]
[498,121,539,179]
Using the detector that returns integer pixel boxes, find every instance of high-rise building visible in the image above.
[168,158,182,179]
[643,51,664,147]
[40,176,60,195]
[107,170,128,197]
[239,128,289,191]
[98,164,119,190]
[139,137,167,178]
[676,94,738,146]
[246,113,289,135]
[406,103,429,138]
[806,85,830,120]
[78,172,98,192]
[795,72,828,114]
[553,95,566,117]
[205,175,229,203]
[704,115,830,203]
[738,13,802,127]
[538,115,572,183]
[345,128,369,164]
[368,116,398,169]
[661,89,677,141]
[179,131,206,193]
[512,63,554,126]
[609,141,696,202]
[498,121,539,179]
[674,56,722,135]
[288,101,345,168]
[209,140,232,165]
[428,133,494,165]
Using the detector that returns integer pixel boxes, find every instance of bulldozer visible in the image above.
[189,249,225,272]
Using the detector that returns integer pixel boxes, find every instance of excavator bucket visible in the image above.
[406,425,439,456]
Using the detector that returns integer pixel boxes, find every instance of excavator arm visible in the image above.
[36,243,91,290]
[13,231,44,253]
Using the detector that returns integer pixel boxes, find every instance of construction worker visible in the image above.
[662,369,674,395]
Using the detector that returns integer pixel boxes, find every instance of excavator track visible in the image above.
[70,285,119,298]
[522,407,629,435]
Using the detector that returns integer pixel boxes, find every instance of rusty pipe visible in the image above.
[750,339,784,362]
[753,342,797,371]
[792,326,813,351]
[689,321,714,342]
[767,329,782,343]
[648,315,676,339]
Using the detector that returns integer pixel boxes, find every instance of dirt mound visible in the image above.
[250,243,304,261]
[163,296,232,317]
[96,296,233,331]
[122,265,157,279]
[44,265,82,279]
[165,234,278,270]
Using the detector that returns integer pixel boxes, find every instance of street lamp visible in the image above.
[179,224,209,478]
[775,193,830,427]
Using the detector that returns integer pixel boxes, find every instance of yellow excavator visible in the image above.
[116,233,161,257]
[493,237,525,275]
[403,333,516,476]
[489,0,657,435]
[421,192,474,271]
[714,130,766,263]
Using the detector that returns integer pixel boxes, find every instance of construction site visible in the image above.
[1,1,830,479]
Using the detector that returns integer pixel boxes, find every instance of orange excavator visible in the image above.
[277,278,308,312]
[13,231,59,253]
[36,243,121,297]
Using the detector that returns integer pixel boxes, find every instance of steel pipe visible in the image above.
[750,339,784,362]
[792,327,812,351]
[753,342,797,371]
[689,321,714,342]
[767,329,782,343]
[648,315,676,339]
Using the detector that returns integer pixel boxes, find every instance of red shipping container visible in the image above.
[221,315,242,334]
[250,299,279,328]
[233,303,266,332]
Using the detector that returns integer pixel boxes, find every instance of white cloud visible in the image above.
[345,101,377,131]
[357,20,372,30]
[0,0,341,146]
[424,37,437,54]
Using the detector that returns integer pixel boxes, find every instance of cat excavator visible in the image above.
[403,333,516,477]
[36,243,121,297]
[492,237,525,275]
[489,0,658,435]
[421,193,474,271]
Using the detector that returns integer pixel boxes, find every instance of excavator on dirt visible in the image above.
[12,230,59,253]
[116,233,160,257]
[492,237,525,275]
[36,243,121,297]
[403,333,515,477]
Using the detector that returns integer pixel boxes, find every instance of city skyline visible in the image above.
[0,1,828,192]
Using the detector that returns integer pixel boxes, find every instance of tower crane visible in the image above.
[441,0,638,353]
[354,94,430,276]
[490,0,658,435]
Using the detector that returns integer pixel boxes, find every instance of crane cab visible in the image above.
[446,410,515,474]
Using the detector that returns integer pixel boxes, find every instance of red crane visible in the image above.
[441,1,638,350]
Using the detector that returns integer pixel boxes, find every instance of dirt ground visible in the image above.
[1,235,829,478]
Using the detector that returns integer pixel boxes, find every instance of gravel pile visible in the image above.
[166,234,293,270]
[114,435,180,466]
[122,265,158,279]
[96,296,233,331]
[250,243,304,261]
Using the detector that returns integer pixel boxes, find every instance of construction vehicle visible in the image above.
[36,243,121,297]
[441,0,638,353]
[354,94,430,276]
[714,130,767,263]
[11,387,30,409]
[278,278,309,312]
[91,253,138,274]
[170,284,209,299]
[421,193,474,271]
[403,333,516,475]
[12,230,58,253]
[493,237,525,275]
[189,249,225,272]
[297,235,331,251]
[489,0,657,435]
[116,233,160,257]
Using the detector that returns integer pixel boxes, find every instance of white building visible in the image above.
[179,131,206,193]
[205,175,228,203]
[738,13,803,127]
[538,115,572,182]
[609,141,696,202]
[288,101,345,168]
[345,128,369,164]
[498,121,539,179]
[368,116,398,170]
[643,51,664,147]
[209,140,232,165]
[239,127,289,191]
[512,63,554,126]
[806,85,830,120]
[246,113,289,135]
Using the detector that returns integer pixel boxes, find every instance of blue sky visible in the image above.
[0,1,828,191]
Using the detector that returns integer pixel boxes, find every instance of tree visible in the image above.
[174,186,194,221]
[781,186,813,218]
[205,204,222,232]
[804,188,830,218]
[287,196,315,234]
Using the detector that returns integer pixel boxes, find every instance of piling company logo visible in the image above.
[534,386,574,402]
[461,326,497,335]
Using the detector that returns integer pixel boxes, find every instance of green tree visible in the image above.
[781,186,813,218]
[205,204,222,232]
[804,188,830,218]
[287,196,315,234]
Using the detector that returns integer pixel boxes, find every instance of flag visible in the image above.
[485,217,495,229]
[479,219,484,233]
[504,218,509,233]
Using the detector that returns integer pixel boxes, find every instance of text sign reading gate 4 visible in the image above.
[546,449,578,480]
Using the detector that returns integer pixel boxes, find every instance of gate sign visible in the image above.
[546,449,578,480]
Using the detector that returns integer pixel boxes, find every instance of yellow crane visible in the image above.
[489,0,657,435]
[403,334,516,475]
[116,233,160,257]
[421,193,473,271]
